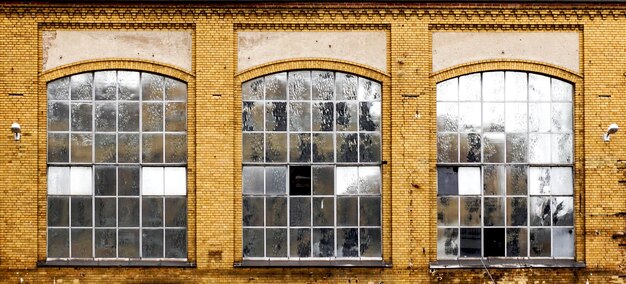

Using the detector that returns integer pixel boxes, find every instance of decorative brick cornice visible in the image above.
[4,5,626,22]
[38,22,194,30]
[429,23,583,31]
[234,22,389,31]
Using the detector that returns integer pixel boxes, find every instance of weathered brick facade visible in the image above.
[0,2,624,283]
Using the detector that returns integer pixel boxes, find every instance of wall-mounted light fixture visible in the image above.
[603,123,619,142]
[11,122,21,141]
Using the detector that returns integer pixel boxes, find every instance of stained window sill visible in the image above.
[430,259,585,269]
[38,259,196,268]
[235,259,392,268]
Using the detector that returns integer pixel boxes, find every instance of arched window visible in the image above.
[46,71,187,260]
[241,70,382,259]
[436,71,574,259]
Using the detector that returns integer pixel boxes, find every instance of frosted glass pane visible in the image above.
[551,167,573,195]
[507,165,528,195]
[336,133,358,163]
[436,78,458,101]
[70,73,93,100]
[141,73,164,101]
[71,103,93,131]
[142,167,164,195]
[242,101,264,131]
[459,102,481,132]
[48,167,70,195]
[483,133,505,163]
[437,228,459,259]
[437,197,459,226]
[70,167,92,195]
[359,133,381,163]
[529,103,551,132]
[505,71,527,101]
[71,133,93,163]
[265,102,287,131]
[312,71,335,100]
[458,167,481,195]
[312,102,333,131]
[506,133,527,163]
[164,167,186,195]
[551,78,573,101]
[437,102,458,132]
[460,197,481,226]
[530,228,551,256]
[437,133,458,163]
[359,102,381,131]
[95,102,116,132]
[48,102,69,131]
[483,72,504,101]
[337,167,358,195]
[164,77,187,101]
[552,197,574,226]
[289,133,311,163]
[358,78,381,101]
[529,134,551,164]
[165,134,187,163]
[118,71,140,100]
[242,78,264,100]
[553,228,574,257]
[265,133,287,162]
[483,103,504,132]
[358,166,381,194]
[242,133,264,163]
[94,134,116,163]
[483,165,505,195]
[289,102,311,131]
[336,73,358,100]
[335,102,358,131]
[242,167,264,194]
[529,167,551,195]
[142,103,163,132]
[505,102,527,132]
[265,166,287,195]
[552,134,573,163]
[528,73,550,102]
[529,197,551,226]
[165,102,187,132]
[484,197,505,226]
[551,103,573,133]
[288,71,311,100]
[459,73,481,101]
[312,133,334,163]
[507,197,527,226]
[94,71,117,100]
[48,77,69,100]
[142,134,163,163]
[460,133,481,163]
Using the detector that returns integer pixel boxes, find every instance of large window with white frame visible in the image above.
[241,70,382,259]
[46,70,187,260]
[436,71,574,259]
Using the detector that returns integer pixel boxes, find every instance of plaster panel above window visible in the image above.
[42,31,192,72]
[238,32,387,72]
[432,32,579,73]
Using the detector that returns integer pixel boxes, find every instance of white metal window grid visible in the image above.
[46,166,187,260]
[46,71,188,260]
[435,71,574,259]
[242,71,382,260]
[242,165,382,260]
[242,70,381,166]
[436,166,575,260]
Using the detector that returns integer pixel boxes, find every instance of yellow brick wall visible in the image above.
[0,3,624,283]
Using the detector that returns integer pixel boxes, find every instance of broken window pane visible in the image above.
[289,166,311,195]
[483,228,505,257]
[529,228,551,257]
[265,73,287,100]
[437,228,459,259]
[288,71,311,100]
[460,228,481,257]
[483,165,505,195]
[290,228,311,257]
[243,197,264,226]
[460,133,481,163]
[313,228,334,257]
[460,197,481,226]
[266,228,288,257]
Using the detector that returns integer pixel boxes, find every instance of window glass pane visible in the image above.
[71,167,92,195]
[483,133,505,163]
[312,133,334,162]
[48,77,69,100]
[95,198,116,227]
[336,133,358,162]
[552,197,574,226]
[336,102,358,131]
[118,166,140,196]
[165,197,187,227]
[460,133,481,163]
[551,78,573,101]
[242,133,264,163]
[359,102,381,131]
[313,197,334,226]
[551,167,573,195]
[71,228,93,258]
[312,71,335,100]
[482,103,504,132]
[359,166,381,194]
[48,133,69,163]
[48,167,70,195]
[505,102,527,132]
[507,197,528,226]
[437,134,458,163]
[48,101,70,131]
[71,134,93,163]
[483,165,505,195]
[436,78,458,101]
[552,134,573,163]
[437,197,458,226]
[507,165,527,195]
[243,197,264,227]
[118,102,140,131]
[142,167,164,195]
[359,133,381,163]
[266,228,287,257]
[484,228,505,257]
[458,167,480,195]
[529,73,550,101]
[459,73,481,101]
[483,72,504,101]
[313,228,334,257]
[266,133,287,162]
[337,228,358,257]
[242,77,264,100]
[266,197,287,226]
[529,228,551,257]
[460,197,480,226]
[142,73,164,101]
[118,229,140,258]
[289,228,311,257]
[165,77,187,101]
[71,103,93,132]
[336,73,358,100]
[312,102,334,131]
[242,101,264,132]
[506,228,528,257]
[528,103,551,132]
[142,133,163,163]
[48,228,69,258]
[118,198,139,227]
[459,102,481,132]
[289,133,311,163]
[94,71,117,100]
[71,73,93,100]
[242,167,264,195]
[505,71,527,101]
[484,197,505,226]
[529,167,551,195]
[358,78,381,101]
[459,228,481,257]
[437,228,459,259]
[437,102,458,132]
[437,167,458,196]
[337,197,358,226]
[142,197,163,227]
[336,167,358,195]
[142,103,163,132]
[529,134,551,164]
[94,102,116,132]
[142,229,164,258]
[118,133,140,163]
[553,228,574,257]
[48,197,69,226]
[164,167,186,196]
[266,102,287,131]
[118,71,140,100]
[165,229,187,258]
[312,166,334,195]
[360,228,382,257]
[289,102,311,131]
[506,133,527,163]
[529,197,551,226]
[360,196,381,226]
[95,134,116,163]
[95,229,116,258]
[265,73,287,100]
[289,197,311,226]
